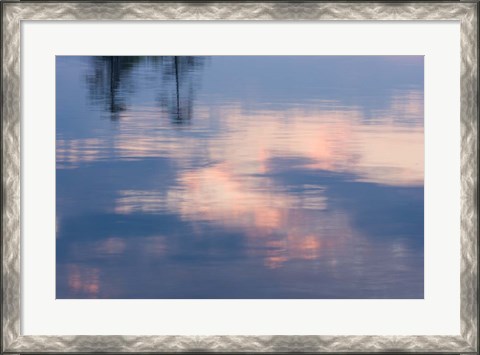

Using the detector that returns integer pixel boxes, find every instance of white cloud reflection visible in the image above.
[58,89,423,185]
[58,89,423,271]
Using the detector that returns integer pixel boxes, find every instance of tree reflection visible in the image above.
[85,56,206,124]
[155,56,206,125]
[86,56,141,120]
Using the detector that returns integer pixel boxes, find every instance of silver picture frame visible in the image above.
[2,1,478,353]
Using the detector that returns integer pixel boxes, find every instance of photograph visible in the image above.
[55,55,424,299]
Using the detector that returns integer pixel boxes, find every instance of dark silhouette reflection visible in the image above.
[85,56,206,123]
[86,56,142,120]
[155,56,206,125]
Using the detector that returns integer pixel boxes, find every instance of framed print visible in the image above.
[2,1,478,354]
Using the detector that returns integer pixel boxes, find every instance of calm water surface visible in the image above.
[56,56,424,298]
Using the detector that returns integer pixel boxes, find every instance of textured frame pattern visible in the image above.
[1,2,478,353]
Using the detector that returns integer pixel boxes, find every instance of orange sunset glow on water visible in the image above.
[56,56,424,298]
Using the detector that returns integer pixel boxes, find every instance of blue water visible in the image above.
[56,56,424,299]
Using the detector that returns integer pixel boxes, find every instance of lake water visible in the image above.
[56,56,424,299]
